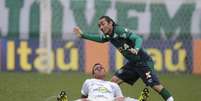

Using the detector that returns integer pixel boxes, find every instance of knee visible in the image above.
[111,76,123,84]
[152,84,164,93]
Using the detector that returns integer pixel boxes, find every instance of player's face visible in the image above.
[98,18,113,35]
[93,64,106,79]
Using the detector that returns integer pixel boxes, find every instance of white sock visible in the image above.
[166,96,174,101]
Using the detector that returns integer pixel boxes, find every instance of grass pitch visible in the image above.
[0,72,200,101]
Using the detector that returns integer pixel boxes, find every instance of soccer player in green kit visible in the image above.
[73,16,174,101]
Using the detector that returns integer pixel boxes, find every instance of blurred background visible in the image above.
[0,0,201,101]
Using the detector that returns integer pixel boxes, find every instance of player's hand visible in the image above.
[128,48,139,55]
[73,27,83,38]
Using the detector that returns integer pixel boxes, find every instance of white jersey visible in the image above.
[81,78,123,100]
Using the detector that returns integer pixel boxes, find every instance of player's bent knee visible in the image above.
[152,84,164,92]
[111,76,118,82]
[111,76,123,84]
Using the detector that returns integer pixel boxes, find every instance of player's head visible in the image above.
[92,63,106,79]
[98,16,116,35]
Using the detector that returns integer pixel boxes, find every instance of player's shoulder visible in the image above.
[83,78,93,84]
[114,25,130,34]
[84,78,98,83]
[107,81,119,87]
[114,25,125,31]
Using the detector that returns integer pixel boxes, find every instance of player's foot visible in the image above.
[138,88,150,101]
[57,91,68,101]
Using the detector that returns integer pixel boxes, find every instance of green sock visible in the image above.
[159,88,172,100]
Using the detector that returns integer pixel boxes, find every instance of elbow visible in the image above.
[97,40,108,43]
[81,95,88,98]
[100,41,107,43]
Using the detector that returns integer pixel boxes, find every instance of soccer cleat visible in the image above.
[138,88,150,101]
[57,91,68,101]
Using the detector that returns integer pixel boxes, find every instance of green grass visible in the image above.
[0,72,200,101]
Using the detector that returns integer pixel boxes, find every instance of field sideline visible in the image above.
[0,72,200,101]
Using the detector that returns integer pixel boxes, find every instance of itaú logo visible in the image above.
[4,40,79,72]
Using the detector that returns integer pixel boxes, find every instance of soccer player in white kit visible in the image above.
[76,63,139,101]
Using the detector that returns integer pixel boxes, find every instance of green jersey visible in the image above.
[81,25,151,62]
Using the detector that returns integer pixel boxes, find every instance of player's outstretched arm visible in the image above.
[73,26,109,43]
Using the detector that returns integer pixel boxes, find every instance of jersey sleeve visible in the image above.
[113,83,123,97]
[81,32,109,43]
[81,79,89,96]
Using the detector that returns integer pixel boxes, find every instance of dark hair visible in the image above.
[99,16,116,26]
[92,63,102,74]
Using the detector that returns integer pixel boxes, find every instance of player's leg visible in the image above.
[111,75,124,85]
[111,62,140,85]
[152,84,174,101]
[136,60,174,101]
